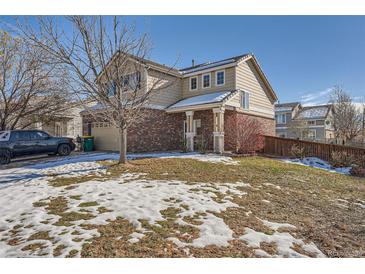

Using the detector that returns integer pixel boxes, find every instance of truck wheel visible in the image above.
[0,150,11,165]
[57,144,71,156]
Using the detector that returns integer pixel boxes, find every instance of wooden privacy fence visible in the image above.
[262,135,365,162]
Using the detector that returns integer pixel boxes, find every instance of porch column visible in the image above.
[185,111,195,151]
[213,107,225,154]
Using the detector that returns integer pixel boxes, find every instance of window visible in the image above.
[216,70,225,86]
[107,81,116,97]
[190,77,197,91]
[123,72,141,90]
[241,91,250,109]
[307,120,315,126]
[30,131,49,140]
[275,114,286,124]
[0,131,10,141]
[202,73,211,89]
[11,131,30,141]
[303,130,316,139]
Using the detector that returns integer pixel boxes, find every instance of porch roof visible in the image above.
[166,90,238,113]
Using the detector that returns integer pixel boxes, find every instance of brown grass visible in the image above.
[89,156,365,258]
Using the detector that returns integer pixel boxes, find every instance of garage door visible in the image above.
[91,122,120,151]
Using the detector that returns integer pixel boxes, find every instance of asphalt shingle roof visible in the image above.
[179,54,249,74]
[296,105,331,119]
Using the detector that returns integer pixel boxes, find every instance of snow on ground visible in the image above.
[0,152,324,258]
[282,157,351,175]
[240,224,325,258]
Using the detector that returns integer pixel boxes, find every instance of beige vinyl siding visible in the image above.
[225,93,241,108]
[235,59,274,118]
[147,69,182,108]
[181,67,236,98]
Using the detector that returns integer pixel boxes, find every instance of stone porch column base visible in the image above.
[213,132,224,154]
[185,132,195,152]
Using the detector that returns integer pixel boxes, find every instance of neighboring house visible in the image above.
[275,102,301,138]
[28,105,84,139]
[275,103,334,141]
[82,53,278,153]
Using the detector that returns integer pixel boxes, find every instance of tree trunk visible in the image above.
[119,127,127,164]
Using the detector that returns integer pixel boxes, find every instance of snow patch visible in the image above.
[282,157,351,175]
[240,220,325,258]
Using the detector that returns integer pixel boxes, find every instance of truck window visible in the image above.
[11,131,31,141]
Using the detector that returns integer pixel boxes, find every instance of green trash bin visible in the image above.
[82,136,94,152]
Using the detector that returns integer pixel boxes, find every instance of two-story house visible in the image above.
[275,103,334,141]
[82,53,278,153]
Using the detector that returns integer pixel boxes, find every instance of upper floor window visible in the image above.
[122,72,141,90]
[275,113,286,124]
[202,73,211,89]
[216,70,225,86]
[241,91,250,109]
[190,76,197,91]
[307,120,315,126]
[106,81,116,97]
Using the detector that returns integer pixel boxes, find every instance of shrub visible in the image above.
[290,144,306,159]
[354,155,365,168]
[236,116,264,154]
[180,137,188,153]
[196,134,208,154]
[350,166,365,177]
[330,151,356,168]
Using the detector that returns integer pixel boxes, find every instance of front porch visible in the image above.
[183,108,226,154]
[166,91,241,154]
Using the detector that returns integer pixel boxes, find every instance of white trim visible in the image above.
[276,126,288,129]
[213,107,225,113]
[215,70,225,86]
[183,63,236,77]
[307,125,326,129]
[189,76,198,91]
[201,73,211,89]
[166,102,222,113]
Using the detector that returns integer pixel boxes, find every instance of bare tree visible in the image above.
[17,16,173,164]
[330,86,362,144]
[0,31,71,130]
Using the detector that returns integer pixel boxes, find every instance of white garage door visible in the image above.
[91,122,120,151]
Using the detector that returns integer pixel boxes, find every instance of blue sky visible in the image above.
[2,16,365,105]
[122,16,365,105]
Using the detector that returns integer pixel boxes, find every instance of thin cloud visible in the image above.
[300,88,332,106]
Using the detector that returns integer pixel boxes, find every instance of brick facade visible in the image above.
[82,108,275,153]
[127,109,184,152]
